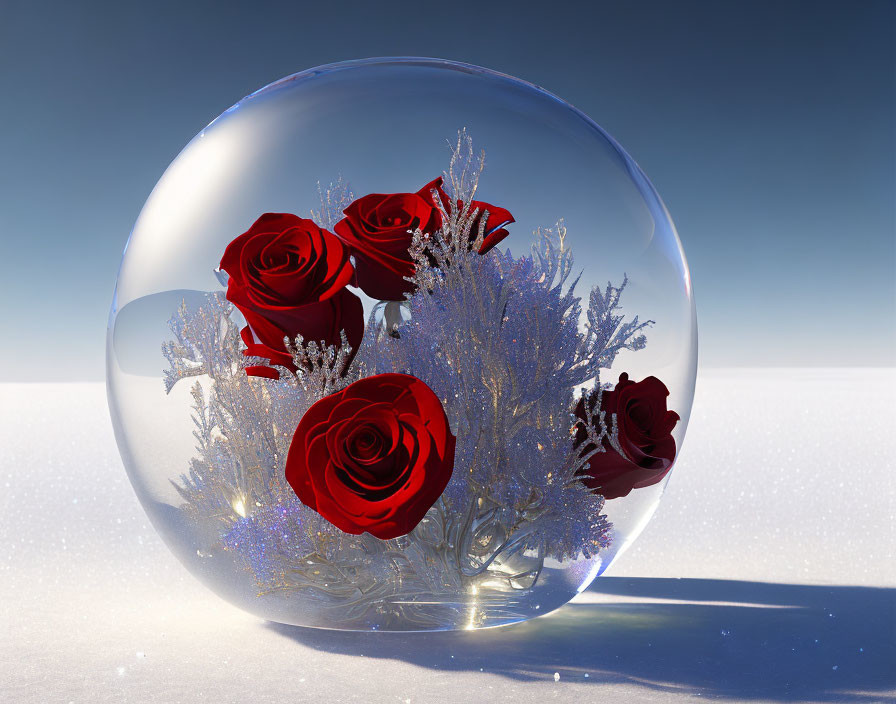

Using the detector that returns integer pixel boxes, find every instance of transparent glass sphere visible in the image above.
[107,58,696,631]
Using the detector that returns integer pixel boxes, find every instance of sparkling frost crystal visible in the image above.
[162,131,657,626]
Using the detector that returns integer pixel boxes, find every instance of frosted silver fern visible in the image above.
[162,131,654,625]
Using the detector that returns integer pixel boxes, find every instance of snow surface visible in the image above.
[1,369,894,703]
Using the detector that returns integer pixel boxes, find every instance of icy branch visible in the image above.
[582,275,653,372]
[162,293,243,393]
[310,176,354,229]
[161,130,631,614]
[274,330,357,397]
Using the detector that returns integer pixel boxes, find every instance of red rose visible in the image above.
[574,373,680,499]
[334,178,515,300]
[285,373,456,539]
[219,213,363,379]
[333,179,444,300]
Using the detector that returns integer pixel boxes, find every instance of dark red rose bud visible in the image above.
[285,373,456,540]
[219,213,363,379]
[574,372,680,499]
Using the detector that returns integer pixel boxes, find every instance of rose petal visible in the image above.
[284,373,455,539]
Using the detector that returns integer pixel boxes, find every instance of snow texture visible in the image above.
[0,369,893,702]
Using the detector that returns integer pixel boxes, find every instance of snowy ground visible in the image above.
[1,369,894,703]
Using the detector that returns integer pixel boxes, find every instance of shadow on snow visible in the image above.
[267,577,895,702]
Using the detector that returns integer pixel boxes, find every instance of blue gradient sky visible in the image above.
[1,0,893,380]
